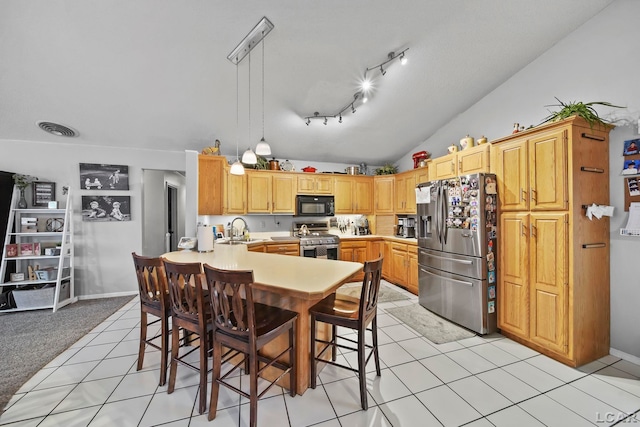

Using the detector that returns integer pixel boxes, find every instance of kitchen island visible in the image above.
[162,244,363,394]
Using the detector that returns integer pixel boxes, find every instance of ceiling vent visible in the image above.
[37,121,78,137]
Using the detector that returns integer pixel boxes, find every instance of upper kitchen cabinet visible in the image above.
[429,144,490,181]
[198,155,226,215]
[395,170,417,214]
[223,167,246,214]
[374,175,395,214]
[246,171,297,214]
[492,128,567,212]
[334,175,373,214]
[297,174,333,195]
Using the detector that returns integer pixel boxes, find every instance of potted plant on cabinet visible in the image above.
[12,174,38,209]
[541,97,624,129]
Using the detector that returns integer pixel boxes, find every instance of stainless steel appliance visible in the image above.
[293,221,340,259]
[396,217,416,238]
[416,173,498,334]
[295,195,335,217]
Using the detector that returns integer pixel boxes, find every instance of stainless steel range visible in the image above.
[292,221,340,259]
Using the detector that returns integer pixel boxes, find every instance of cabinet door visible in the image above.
[246,172,272,213]
[493,138,528,211]
[458,144,490,175]
[266,243,299,256]
[225,171,246,214]
[198,156,224,215]
[247,244,265,253]
[407,245,418,295]
[529,213,568,355]
[315,175,334,194]
[374,176,395,214]
[529,129,568,211]
[498,212,529,338]
[297,175,315,194]
[340,246,355,262]
[390,244,408,285]
[382,241,392,280]
[368,240,383,260]
[353,177,373,214]
[272,174,296,213]
[403,172,418,214]
[415,168,430,186]
[334,176,354,214]
[430,154,456,180]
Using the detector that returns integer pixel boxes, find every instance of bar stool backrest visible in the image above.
[359,256,383,324]
[163,259,206,325]
[132,253,168,310]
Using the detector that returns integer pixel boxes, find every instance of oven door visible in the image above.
[301,246,317,258]
[300,244,339,260]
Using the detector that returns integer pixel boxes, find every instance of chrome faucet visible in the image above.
[231,217,249,240]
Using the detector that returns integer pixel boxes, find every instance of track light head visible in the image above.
[362,79,371,91]
[380,65,386,76]
[339,114,342,123]
[400,51,407,65]
[351,104,356,114]
[323,117,328,125]
[306,118,310,126]
[362,95,368,103]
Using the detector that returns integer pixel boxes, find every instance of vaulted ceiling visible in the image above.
[0,0,614,166]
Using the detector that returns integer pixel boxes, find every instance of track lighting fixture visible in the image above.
[303,47,408,125]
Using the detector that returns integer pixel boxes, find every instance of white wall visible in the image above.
[398,0,640,359]
[1,139,185,298]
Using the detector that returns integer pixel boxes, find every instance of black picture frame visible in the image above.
[81,195,131,222]
[79,163,129,190]
[32,181,55,207]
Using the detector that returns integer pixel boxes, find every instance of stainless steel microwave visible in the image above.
[295,195,335,217]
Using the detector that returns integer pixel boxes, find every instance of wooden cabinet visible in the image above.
[247,243,265,253]
[265,242,299,256]
[390,242,409,286]
[395,172,416,213]
[334,176,373,214]
[297,174,333,195]
[429,144,490,181]
[374,176,395,214]
[340,240,367,281]
[382,241,392,280]
[198,155,226,215]
[492,129,567,212]
[492,116,610,367]
[368,239,383,260]
[407,245,418,295]
[246,171,296,214]
[224,169,246,214]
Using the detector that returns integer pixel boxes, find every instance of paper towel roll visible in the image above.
[197,225,214,252]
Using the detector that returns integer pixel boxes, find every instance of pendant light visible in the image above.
[242,51,258,165]
[255,35,272,156]
[230,60,245,175]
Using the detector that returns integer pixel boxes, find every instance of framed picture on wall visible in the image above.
[81,195,131,222]
[623,138,640,156]
[32,181,55,207]
[79,163,129,190]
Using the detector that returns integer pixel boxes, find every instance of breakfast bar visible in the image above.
[162,244,363,394]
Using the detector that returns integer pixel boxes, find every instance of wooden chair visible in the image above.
[203,264,297,427]
[309,256,383,410]
[162,259,212,415]
[131,252,171,386]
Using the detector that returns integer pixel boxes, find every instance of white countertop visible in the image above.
[162,244,362,300]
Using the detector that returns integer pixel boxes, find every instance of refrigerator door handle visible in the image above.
[422,252,473,264]
[420,268,474,287]
[441,185,449,245]
[434,184,441,244]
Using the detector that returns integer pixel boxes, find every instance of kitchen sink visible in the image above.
[216,238,263,245]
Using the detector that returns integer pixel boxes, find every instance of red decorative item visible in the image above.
[412,151,429,168]
[302,166,317,173]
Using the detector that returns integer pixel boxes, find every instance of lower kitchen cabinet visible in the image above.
[340,241,367,281]
[390,242,408,286]
[265,242,299,256]
[407,245,418,295]
[247,243,265,253]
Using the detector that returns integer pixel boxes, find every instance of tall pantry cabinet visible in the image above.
[491,116,611,366]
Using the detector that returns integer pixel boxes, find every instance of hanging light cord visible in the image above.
[262,35,265,140]
[236,61,239,160]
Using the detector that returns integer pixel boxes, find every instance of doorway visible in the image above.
[166,184,178,252]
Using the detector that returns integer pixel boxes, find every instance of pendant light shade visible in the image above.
[230,160,245,175]
[242,147,258,164]
[256,137,271,156]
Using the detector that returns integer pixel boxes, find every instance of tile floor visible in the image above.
[2,281,640,426]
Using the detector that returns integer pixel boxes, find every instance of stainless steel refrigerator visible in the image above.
[416,173,498,334]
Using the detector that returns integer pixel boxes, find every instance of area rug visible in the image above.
[337,282,410,303]
[386,303,476,344]
[0,295,135,413]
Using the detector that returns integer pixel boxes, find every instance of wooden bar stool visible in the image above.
[203,264,297,427]
[162,259,212,415]
[309,256,383,410]
[131,252,171,386]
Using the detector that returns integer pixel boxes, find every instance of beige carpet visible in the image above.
[386,304,476,344]
[337,282,410,303]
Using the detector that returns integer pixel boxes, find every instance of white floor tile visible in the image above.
[502,361,565,393]
[105,339,139,358]
[546,384,620,426]
[525,354,588,383]
[85,328,131,346]
[379,395,443,427]
[518,394,595,427]
[43,348,80,368]
[476,368,540,404]
[238,396,290,427]
[52,376,122,413]
[597,354,622,365]
[366,368,412,405]
[189,407,239,427]
[70,332,102,348]
[491,338,539,360]
[396,336,441,360]
[139,385,199,425]
[88,394,152,427]
[33,361,99,390]
[469,342,520,367]
[316,356,357,385]
[0,385,75,423]
[62,342,118,365]
[284,384,336,426]
[83,354,137,382]
[103,316,140,331]
[390,360,443,393]
[464,418,495,427]
[415,385,482,426]
[16,366,56,393]
[38,406,100,427]
[456,336,485,348]
[323,377,372,417]
[378,342,415,367]
[487,405,546,426]
[107,370,159,402]
[571,375,640,415]
[375,313,400,328]
[379,323,418,342]
[576,359,607,374]
[338,405,393,427]
[419,354,472,383]
[611,359,640,377]
[430,340,464,353]
[0,417,45,426]
[448,376,512,416]
[446,348,497,374]
[592,366,640,398]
